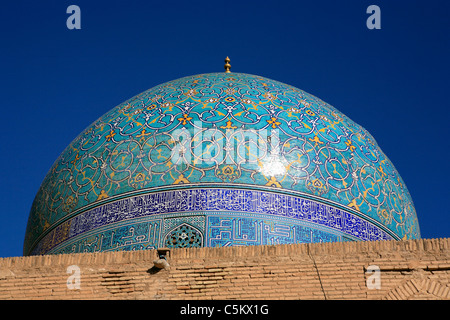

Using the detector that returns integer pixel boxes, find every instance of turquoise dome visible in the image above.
[24,72,420,255]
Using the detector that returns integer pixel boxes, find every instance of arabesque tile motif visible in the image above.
[24,73,420,255]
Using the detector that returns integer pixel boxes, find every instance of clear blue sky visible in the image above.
[0,0,448,257]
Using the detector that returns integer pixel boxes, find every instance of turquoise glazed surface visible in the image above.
[24,73,420,255]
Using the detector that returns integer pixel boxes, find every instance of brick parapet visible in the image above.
[1,238,449,300]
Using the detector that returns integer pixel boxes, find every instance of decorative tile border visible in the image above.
[31,188,395,255]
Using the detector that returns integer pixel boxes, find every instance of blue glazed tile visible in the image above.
[25,73,420,255]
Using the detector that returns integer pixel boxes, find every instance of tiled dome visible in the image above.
[24,72,420,255]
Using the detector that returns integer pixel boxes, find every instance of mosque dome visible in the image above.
[23,69,420,255]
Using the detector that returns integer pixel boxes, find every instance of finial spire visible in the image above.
[224,56,231,73]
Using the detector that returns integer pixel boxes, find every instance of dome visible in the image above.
[24,72,420,255]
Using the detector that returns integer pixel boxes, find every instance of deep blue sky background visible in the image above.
[0,0,448,257]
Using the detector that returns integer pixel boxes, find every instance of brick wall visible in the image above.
[0,238,449,300]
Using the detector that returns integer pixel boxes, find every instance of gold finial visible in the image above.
[224,56,231,73]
